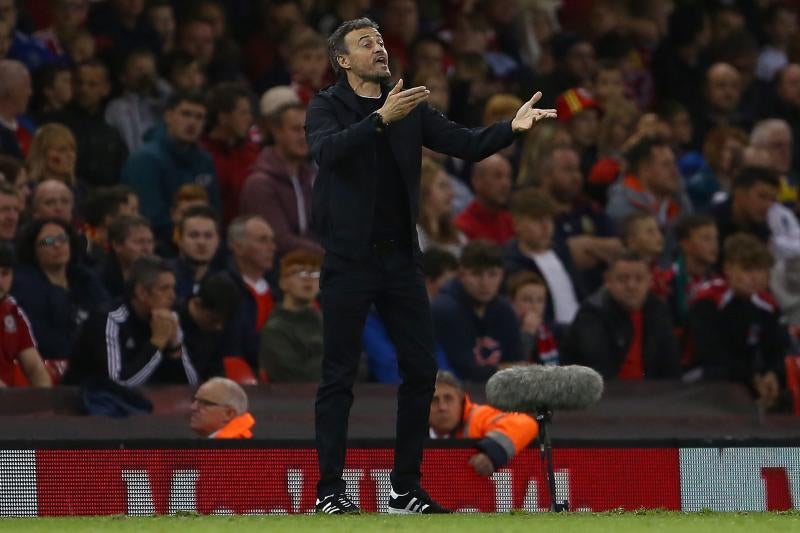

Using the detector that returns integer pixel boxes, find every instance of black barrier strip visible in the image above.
[2,437,800,449]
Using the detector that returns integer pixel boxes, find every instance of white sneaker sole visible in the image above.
[387,507,420,514]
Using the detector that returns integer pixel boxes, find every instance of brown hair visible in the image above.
[27,124,76,185]
[172,184,209,207]
[435,370,463,392]
[280,249,323,275]
[418,156,460,244]
[703,126,748,174]
[505,271,547,299]
[483,93,523,126]
[510,188,558,219]
[619,211,657,245]
[723,233,774,270]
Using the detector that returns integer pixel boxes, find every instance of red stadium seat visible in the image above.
[223,357,258,385]
[784,355,800,415]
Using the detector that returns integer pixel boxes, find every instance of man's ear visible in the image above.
[337,54,350,71]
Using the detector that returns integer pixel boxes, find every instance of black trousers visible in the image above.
[315,243,437,498]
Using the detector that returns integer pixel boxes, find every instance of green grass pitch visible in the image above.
[1,511,800,533]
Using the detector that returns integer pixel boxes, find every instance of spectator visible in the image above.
[201,82,259,227]
[146,0,176,54]
[428,371,537,477]
[688,234,786,408]
[104,48,169,152]
[364,248,459,384]
[242,0,305,86]
[31,179,73,222]
[691,63,750,148]
[432,240,523,383]
[47,60,128,188]
[82,185,138,264]
[606,136,692,229]
[592,59,626,110]
[64,28,95,64]
[517,121,573,188]
[87,0,160,57]
[226,215,277,369]
[190,377,255,439]
[711,166,778,249]
[555,87,600,176]
[0,154,29,213]
[31,64,72,123]
[619,212,665,266]
[156,184,210,258]
[381,0,419,73]
[417,157,467,257]
[100,214,155,300]
[0,243,51,387]
[180,273,241,381]
[755,3,797,82]
[178,15,238,85]
[684,125,747,210]
[121,91,220,242]
[256,84,300,144]
[162,51,206,93]
[454,154,515,245]
[560,250,680,380]
[772,254,800,328]
[482,94,523,159]
[12,218,109,360]
[505,188,581,329]
[596,97,639,159]
[0,60,33,158]
[766,64,800,171]
[0,181,19,243]
[2,0,57,71]
[259,249,323,382]
[749,119,796,206]
[240,102,320,255]
[171,205,221,301]
[26,124,77,186]
[506,271,558,366]
[65,255,199,386]
[286,30,331,104]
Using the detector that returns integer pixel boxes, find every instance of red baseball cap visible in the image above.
[555,88,599,123]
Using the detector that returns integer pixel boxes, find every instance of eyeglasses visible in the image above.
[36,233,69,248]
[193,397,227,408]
[290,270,321,279]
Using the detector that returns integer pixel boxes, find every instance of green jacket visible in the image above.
[258,306,323,382]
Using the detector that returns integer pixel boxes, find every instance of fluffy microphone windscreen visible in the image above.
[485,365,604,413]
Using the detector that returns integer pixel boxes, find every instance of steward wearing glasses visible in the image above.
[259,249,322,382]
[11,218,109,361]
[190,377,255,439]
[64,256,200,387]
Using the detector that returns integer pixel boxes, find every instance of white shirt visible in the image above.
[529,250,579,325]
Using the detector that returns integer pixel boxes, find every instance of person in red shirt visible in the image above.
[560,250,680,380]
[0,244,51,387]
[454,154,515,245]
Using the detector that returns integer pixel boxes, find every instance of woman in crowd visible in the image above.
[417,157,467,257]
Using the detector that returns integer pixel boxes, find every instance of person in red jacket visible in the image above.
[190,377,255,439]
[429,371,538,476]
[454,154,515,245]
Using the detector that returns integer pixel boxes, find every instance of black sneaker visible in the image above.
[315,493,361,515]
[387,486,452,514]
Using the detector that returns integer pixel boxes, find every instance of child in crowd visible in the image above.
[506,271,559,366]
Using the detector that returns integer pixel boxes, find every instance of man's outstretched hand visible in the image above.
[377,79,430,125]
[511,91,557,133]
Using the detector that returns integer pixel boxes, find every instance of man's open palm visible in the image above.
[511,92,557,133]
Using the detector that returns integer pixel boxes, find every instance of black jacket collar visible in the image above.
[329,76,390,116]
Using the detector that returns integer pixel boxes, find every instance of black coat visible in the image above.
[560,289,680,379]
[305,77,516,260]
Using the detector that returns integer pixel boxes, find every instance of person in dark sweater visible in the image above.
[432,240,523,383]
[64,256,199,386]
[259,249,323,382]
[169,204,221,301]
[711,166,778,250]
[99,214,155,301]
[687,234,788,408]
[560,250,680,380]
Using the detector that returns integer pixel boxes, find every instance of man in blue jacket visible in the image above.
[121,91,221,243]
[306,17,555,515]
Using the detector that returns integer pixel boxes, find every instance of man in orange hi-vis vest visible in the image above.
[190,377,255,439]
[429,371,538,476]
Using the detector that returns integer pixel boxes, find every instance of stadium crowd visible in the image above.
[0,0,798,412]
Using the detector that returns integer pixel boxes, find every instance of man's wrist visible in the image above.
[372,110,388,130]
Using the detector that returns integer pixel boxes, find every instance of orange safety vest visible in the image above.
[456,395,539,456]
[211,412,256,439]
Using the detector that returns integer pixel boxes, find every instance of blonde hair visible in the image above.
[27,123,77,186]
[517,122,573,188]
[483,93,523,126]
[418,157,460,244]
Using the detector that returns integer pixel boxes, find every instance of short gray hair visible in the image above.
[227,214,263,244]
[327,17,380,78]
[750,118,792,146]
[205,377,248,414]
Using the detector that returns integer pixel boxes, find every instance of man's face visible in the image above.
[725,263,768,298]
[140,272,176,311]
[76,65,110,110]
[57,0,89,30]
[33,181,74,221]
[190,382,236,436]
[222,97,253,140]
[473,156,512,208]
[340,27,390,82]
[235,218,276,273]
[179,216,219,264]
[0,0,17,28]
[569,109,599,148]
[626,217,664,259]
[512,283,547,322]
[113,225,154,268]
[762,129,792,174]
[34,223,71,271]
[680,225,719,266]
[48,70,73,107]
[172,61,206,93]
[273,107,308,160]
[514,215,554,252]
[10,70,32,115]
[289,45,329,87]
[641,146,679,196]
[460,266,503,304]
[0,266,12,299]
[165,101,206,143]
[413,40,444,73]
[565,42,596,83]
[594,68,625,104]
[123,54,157,94]
[148,5,175,40]
[778,65,800,106]
[279,262,320,304]
[605,260,650,311]
[706,64,742,113]
[383,0,418,42]
[737,182,778,223]
[429,383,463,436]
[180,20,215,65]
[0,192,19,241]
[544,149,582,203]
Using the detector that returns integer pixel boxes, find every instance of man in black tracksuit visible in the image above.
[306,17,556,514]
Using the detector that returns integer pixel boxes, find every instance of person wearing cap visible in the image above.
[555,87,600,177]
[190,377,255,439]
[258,85,301,145]
[0,244,51,387]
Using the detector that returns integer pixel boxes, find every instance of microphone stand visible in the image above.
[536,409,569,512]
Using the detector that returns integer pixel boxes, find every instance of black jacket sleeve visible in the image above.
[420,104,516,161]
[687,300,728,380]
[560,307,616,378]
[305,96,380,169]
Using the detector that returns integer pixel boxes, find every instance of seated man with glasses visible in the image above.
[259,249,322,382]
[190,377,255,439]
